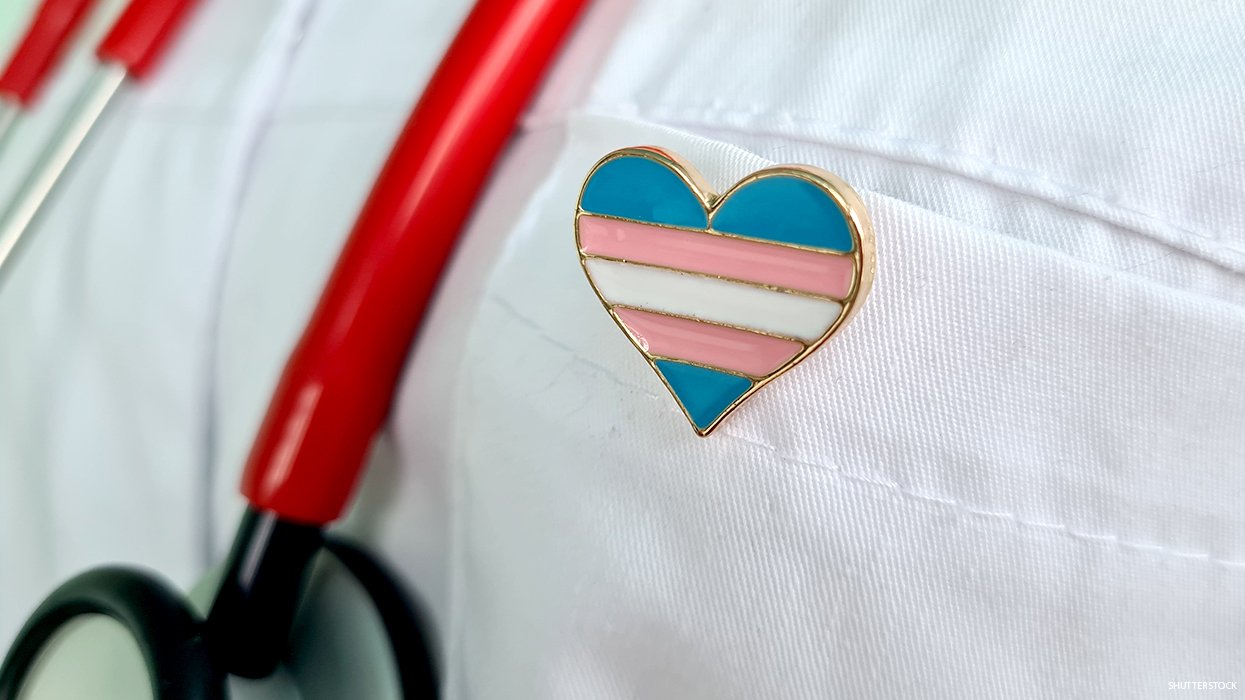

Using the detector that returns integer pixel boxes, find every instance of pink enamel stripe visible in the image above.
[614,307,803,377]
[579,215,855,298]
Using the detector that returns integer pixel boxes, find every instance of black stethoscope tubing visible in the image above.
[0,536,437,699]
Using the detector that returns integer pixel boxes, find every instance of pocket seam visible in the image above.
[527,103,1245,274]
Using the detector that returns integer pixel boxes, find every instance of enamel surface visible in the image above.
[584,257,842,343]
[577,150,863,432]
[578,215,855,298]
[613,307,804,377]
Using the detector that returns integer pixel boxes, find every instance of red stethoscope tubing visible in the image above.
[0,4,590,693]
[240,0,589,525]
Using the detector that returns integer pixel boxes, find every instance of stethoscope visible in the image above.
[0,0,589,696]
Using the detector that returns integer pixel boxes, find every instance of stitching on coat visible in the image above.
[524,104,1245,271]
[487,295,1245,571]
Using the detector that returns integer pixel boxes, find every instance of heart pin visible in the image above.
[575,147,876,436]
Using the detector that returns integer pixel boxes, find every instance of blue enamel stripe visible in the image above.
[654,359,753,432]
[580,156,708,229]
[713,175,854,252]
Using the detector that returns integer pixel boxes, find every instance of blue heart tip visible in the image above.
[654,359,753,432]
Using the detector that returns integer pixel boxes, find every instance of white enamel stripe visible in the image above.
[584,258,842,342]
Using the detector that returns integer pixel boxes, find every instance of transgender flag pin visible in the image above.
[576,146,876,436]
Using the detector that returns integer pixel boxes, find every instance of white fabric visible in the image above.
[3,0,1245,697]
[581,257,844,342]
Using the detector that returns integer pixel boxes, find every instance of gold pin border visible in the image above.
[574,146,876,436]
